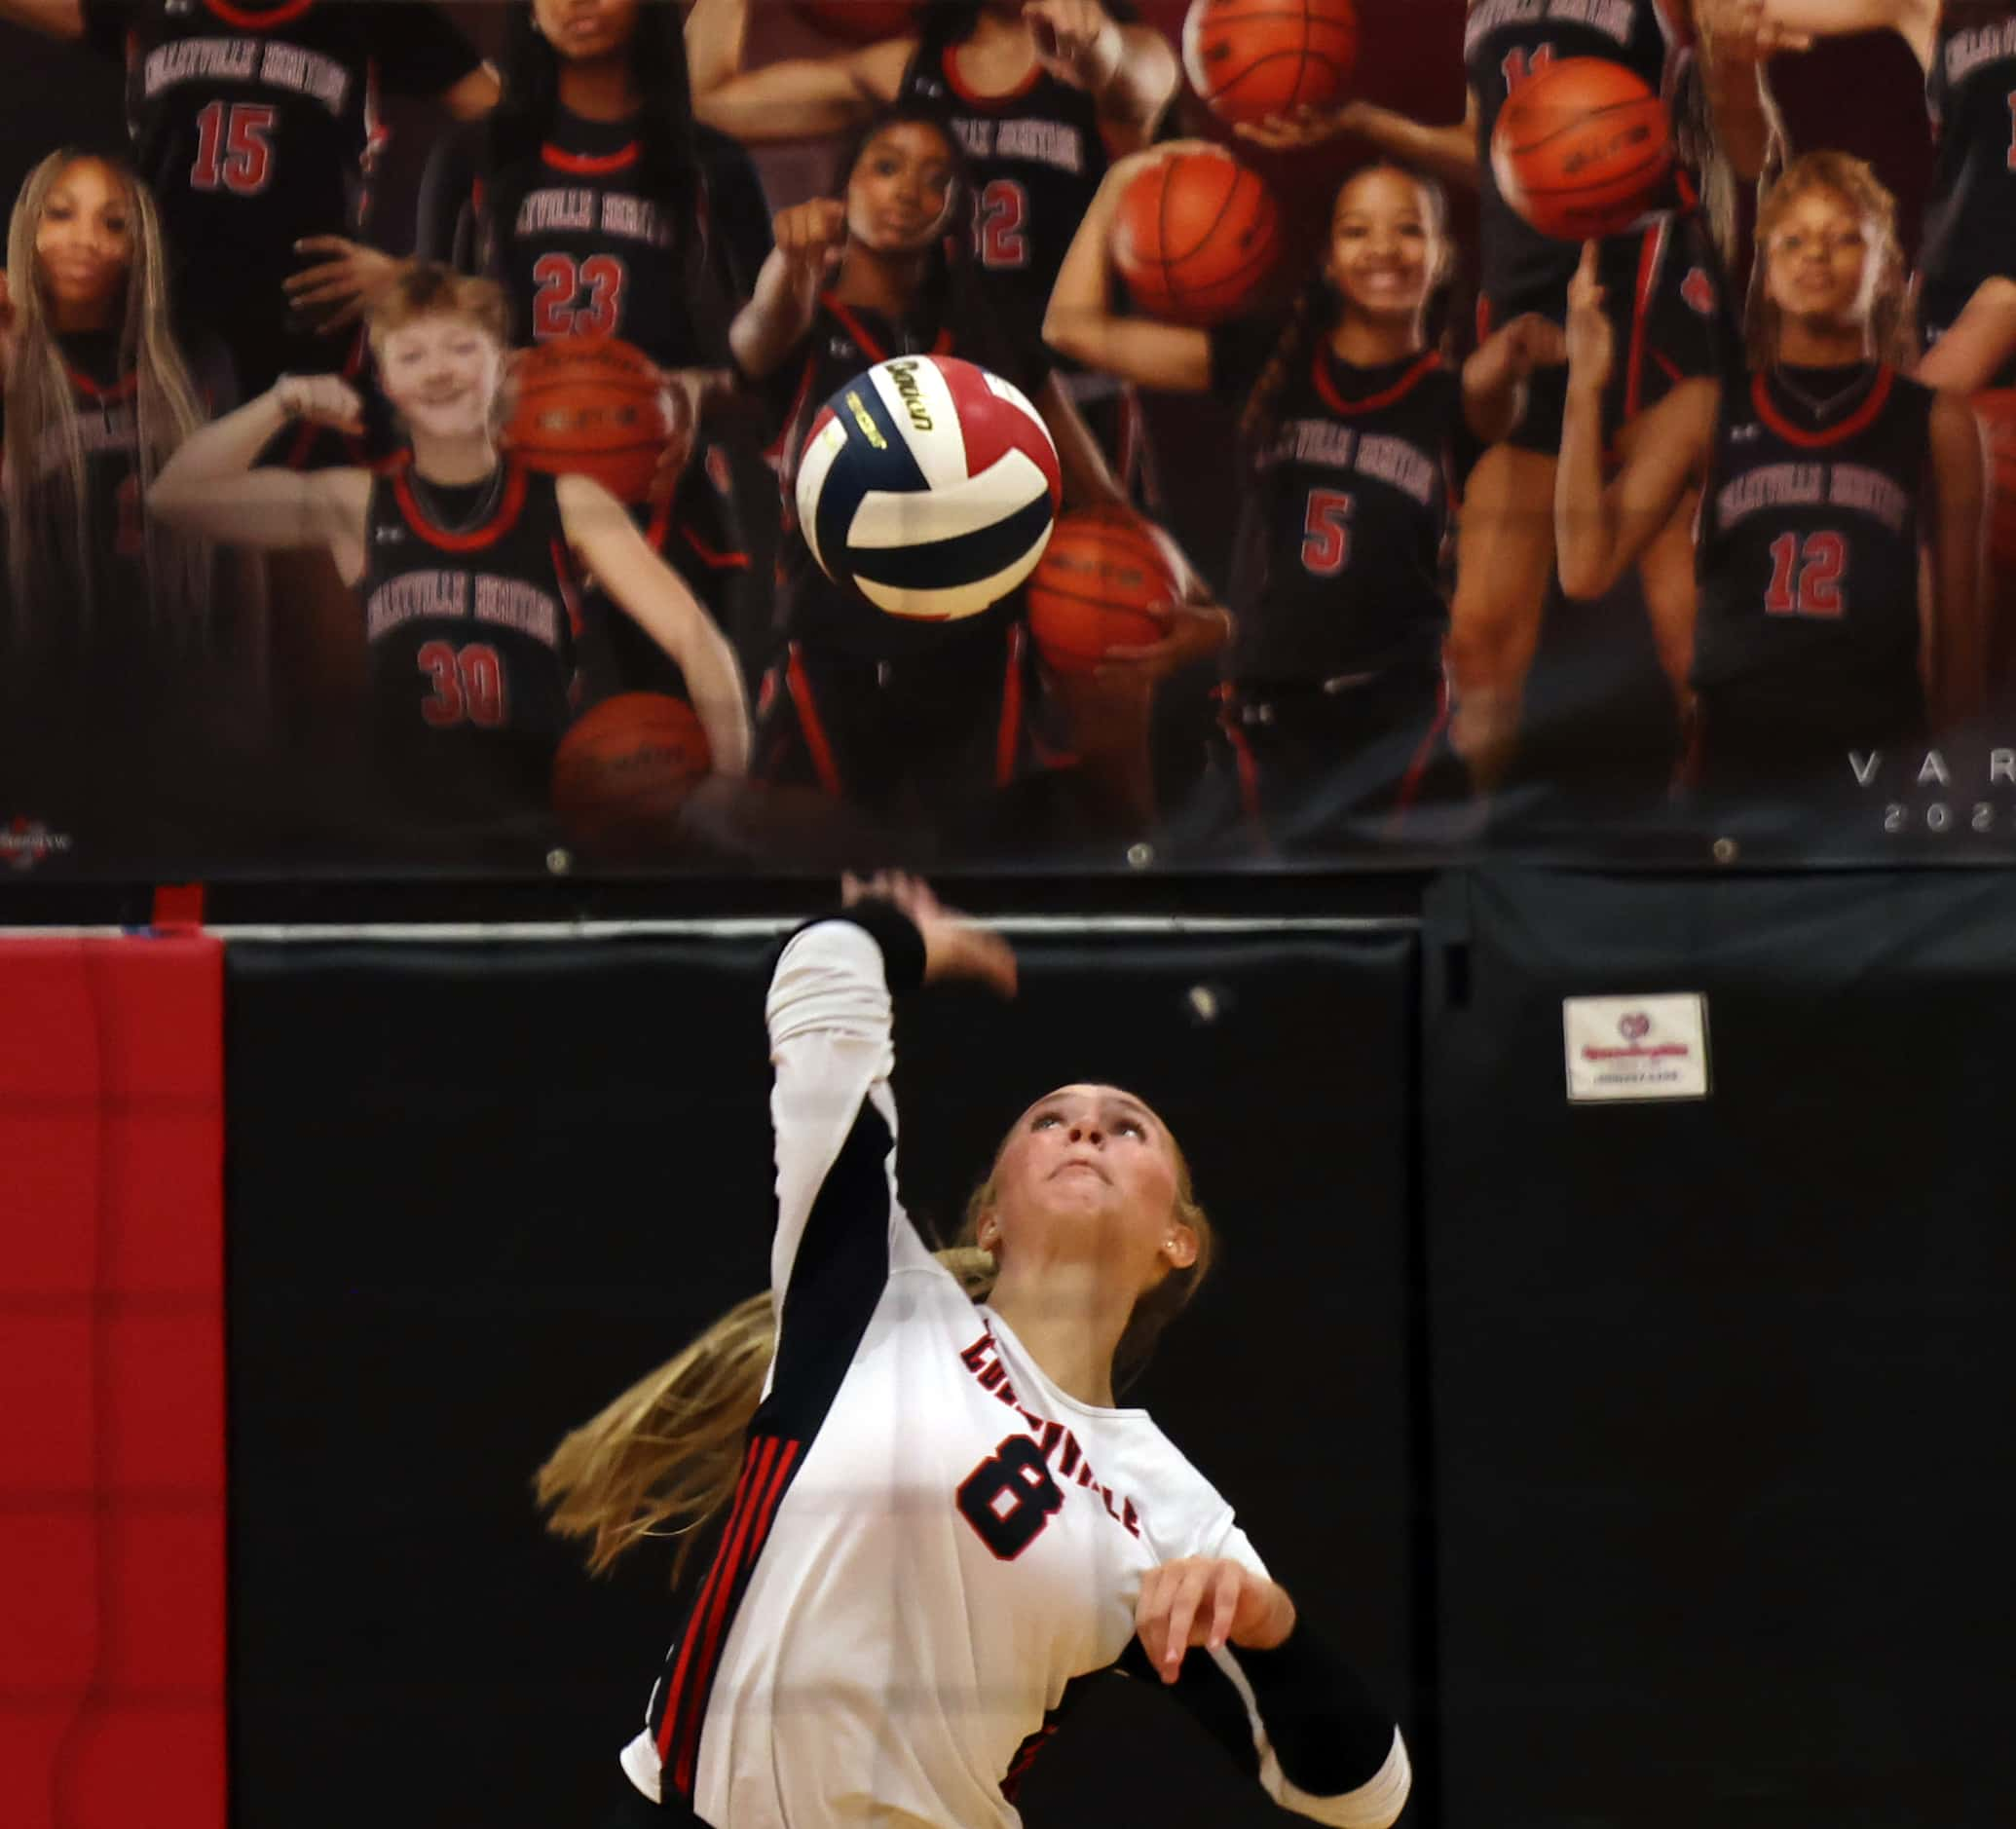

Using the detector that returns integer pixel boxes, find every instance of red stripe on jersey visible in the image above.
[542,142,640,176]
[65,366,137,403]
[392,461,531,550]
[203,0,315,27]
[1310,349,1443,418]
[670,1437,802,1797]
[785,645,846,797]
[1750,366,1896,449]
[1393,672,1453,818]
[681,524,751,570]
[765,357,820,473]
[654,1444,769,1766]
[995,624,1026,787]
[822,294,955,367]
[550,537,585,640]
[944,42,1043,107]
[1624,216,1668,424]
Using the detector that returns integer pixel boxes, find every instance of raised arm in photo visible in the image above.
[686,0,911,141]
[1239,91,1480,192]
[0,0,83,39]
[146,379,371,579]
[730,198,846,379]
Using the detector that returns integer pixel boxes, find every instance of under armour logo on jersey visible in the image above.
[1681,266,1716,317]
[1730,423,1762,442]
[829,339,859,360]
[374,524,406,543]
[916,79,945,97]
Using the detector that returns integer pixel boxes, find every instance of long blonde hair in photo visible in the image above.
[1744,149,1912,371]
[4,150,210,642]
[537,1117,1216,1587]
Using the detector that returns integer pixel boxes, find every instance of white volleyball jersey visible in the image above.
[621,917,1410,1829]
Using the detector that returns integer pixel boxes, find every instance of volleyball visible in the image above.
[794,355,1064,621]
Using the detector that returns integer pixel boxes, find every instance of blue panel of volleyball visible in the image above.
[796,355,1064,621]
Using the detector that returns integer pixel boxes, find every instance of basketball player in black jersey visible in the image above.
[687,0,1177,497]
[734,104,1221,851]
[1553,150,1986,819]
[147,264,751,852]
[1247,0,1777,802]
[0,0,498,405]
[1051,149,1568,851]
[1712,0,2016,389]
[410,0,767,715]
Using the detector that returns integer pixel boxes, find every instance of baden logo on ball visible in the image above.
[796,355,1064,622]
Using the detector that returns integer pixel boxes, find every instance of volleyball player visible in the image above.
[147,264,750,853]
[1049,147,1565,851]
[733,103,1221,851]
[412,0,762,710]
[539,870,1414,1829]
[1552,151,1986,815]
[686,0,1178,497]
[1247,0,1777,799]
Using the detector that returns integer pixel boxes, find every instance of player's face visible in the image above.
[988,1085,1188,1293]
[1325,168,1438,323]
[845,124,957,253]
[378,315,505,442]
[35,158,133,326]
[1762,187,1882,331]
[534,0,641,61]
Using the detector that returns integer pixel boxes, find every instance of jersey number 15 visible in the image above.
[191,101,277,196]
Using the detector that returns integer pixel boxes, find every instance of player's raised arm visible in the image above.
[731,199,847,380]
[146,380,370,578]
[1043,149,1215,392]
[1024,0,1179,152]
[686,0,911,141]
[555,472,754,777]
[1551,245,1718,599]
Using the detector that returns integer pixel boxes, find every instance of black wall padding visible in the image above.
[225,930,1419,1829]
[1422,869,2016,1829]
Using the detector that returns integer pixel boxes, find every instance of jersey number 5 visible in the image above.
[956,1434,1064,1561]
[533,253,628,339]
[191,101,277,196]
[1301,489,1355,577]
[1764,530,1847,619]
[417,641,508,727]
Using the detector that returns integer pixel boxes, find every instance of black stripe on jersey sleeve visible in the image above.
[772,906,927,996]
[755,1093,900,1441]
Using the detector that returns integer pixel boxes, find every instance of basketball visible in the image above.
[508,336,673,505]
[1112,146,1282,326]
[795,354,1063,621]
[1181,0,1359,127]
[794,0,919,41]
[1489,56,1673,242]
[1975,391,2016,570]
[1027,508,1179,673]
[551,692,712,855]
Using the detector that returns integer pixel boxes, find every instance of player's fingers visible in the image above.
[289,278,362,309]
[317,298,366,333]
[283,261,353,292]
[1161,1561,1211,1678]
[1208,1563,1243,1650]
[292,235,355,256]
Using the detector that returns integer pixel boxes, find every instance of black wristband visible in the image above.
[781,905,927,995]
[1234,1622,1397,1795]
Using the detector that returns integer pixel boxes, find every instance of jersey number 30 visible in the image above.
[956,1434,1064,1560]
[418,641,508,727]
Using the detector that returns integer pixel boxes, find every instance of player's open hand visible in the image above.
[1026,0,1123,93]
[286,237,410,335]
[274,372,366,435]
[1136,1557,1296,1683]
[1564,243,1614,392]
[1095,598,1232,687]
[841,872,1018,998]
[1235,101,1360,152]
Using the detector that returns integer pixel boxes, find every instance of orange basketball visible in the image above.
[1027,508,1178,673]
[1975,391,2016,571]
[794,0,919,39]
[508,336,671,505]
[1181,0,1359,127]
[1112,147,1282,327]
[1490,56,1674,243]
[551,692,712,855]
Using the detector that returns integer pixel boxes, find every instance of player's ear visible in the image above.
[1160,1219,1198,1272]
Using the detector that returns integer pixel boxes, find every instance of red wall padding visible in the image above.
[0,937,225,1829]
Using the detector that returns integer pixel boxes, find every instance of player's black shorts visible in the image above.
[1481,213,1733,455]
[599,1773,707,1827]
[1195,658,1465,853]
[1919,273,2016,390]
[752,620,1057,831]
[1686,676,1927,810]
